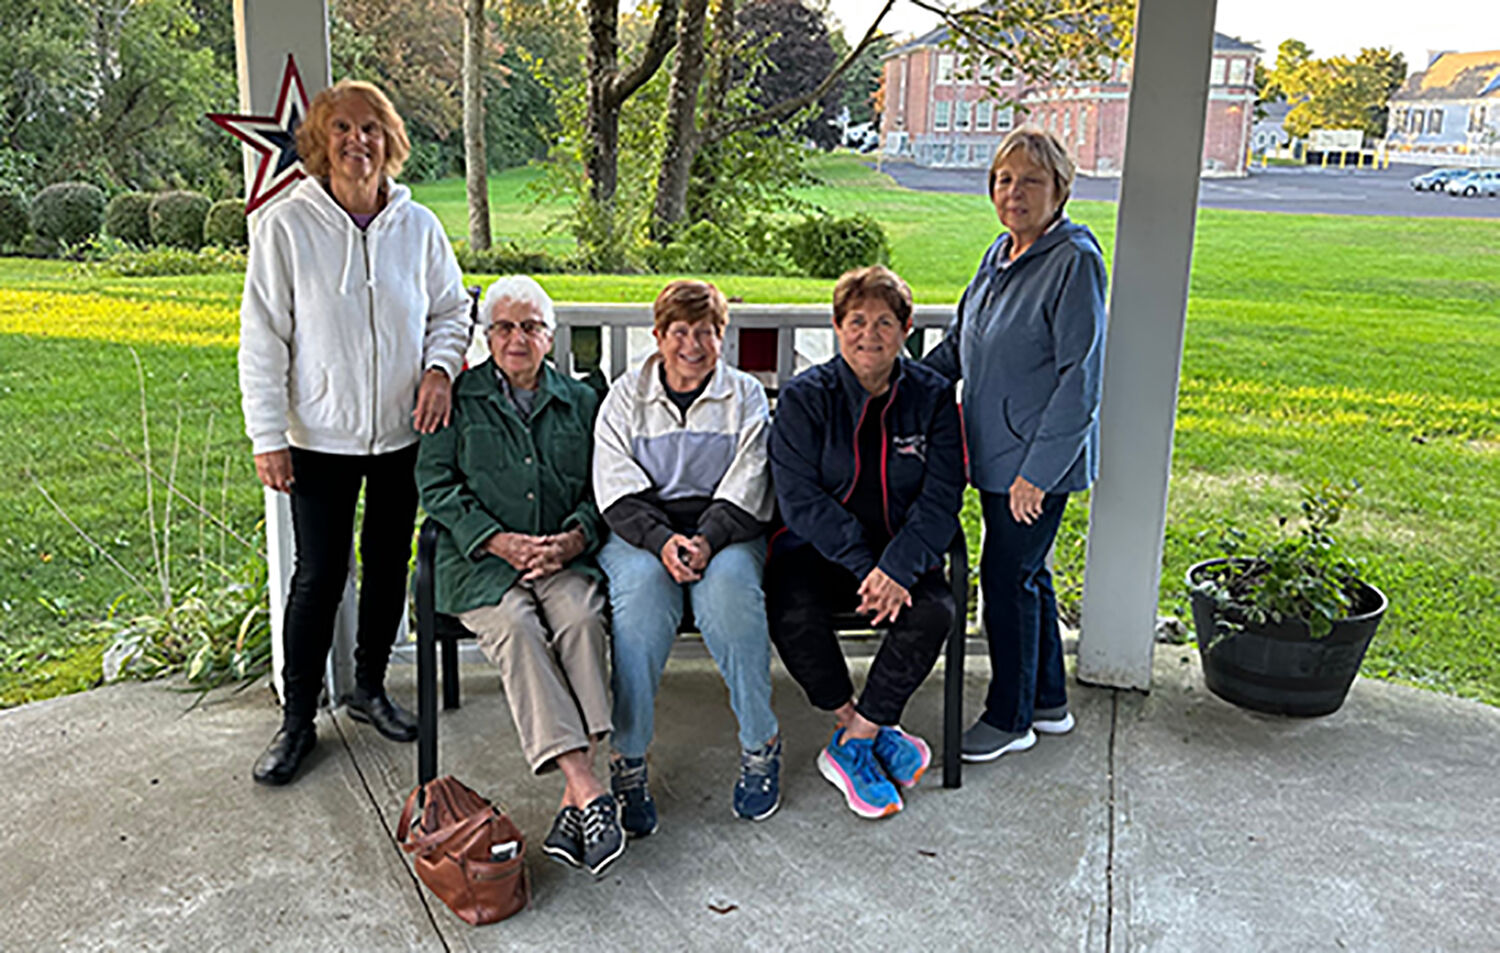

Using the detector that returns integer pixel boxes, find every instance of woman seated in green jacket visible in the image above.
[416,276,624,879]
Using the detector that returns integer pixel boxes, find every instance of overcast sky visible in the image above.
[825,0,1495,74]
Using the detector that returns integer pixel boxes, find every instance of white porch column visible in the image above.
[230,2,357,706]
[1077,0,1219,690]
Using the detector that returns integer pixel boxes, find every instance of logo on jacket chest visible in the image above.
[892,434,926,461]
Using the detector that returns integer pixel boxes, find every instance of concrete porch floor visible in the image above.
[3,646,1497,952]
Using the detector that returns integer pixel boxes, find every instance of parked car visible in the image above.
[1409,168,1467,191]
[1444,170,1500,197]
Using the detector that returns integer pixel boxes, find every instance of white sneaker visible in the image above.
[1033,707,1075,735]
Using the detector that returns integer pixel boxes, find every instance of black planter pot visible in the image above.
[1187,558,1387,717]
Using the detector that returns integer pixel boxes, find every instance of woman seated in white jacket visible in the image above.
[238,79,470,786]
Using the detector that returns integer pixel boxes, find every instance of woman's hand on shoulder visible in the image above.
[413,368,452,434]
[254,449,294,493]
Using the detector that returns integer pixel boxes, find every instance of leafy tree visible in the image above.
[737,0,844,149]
[331,0,464,144]
[1263,39,1407,140]
[831,30,892,127]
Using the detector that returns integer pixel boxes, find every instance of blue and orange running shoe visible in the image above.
[872,725,931,788]
[816,728,902,819]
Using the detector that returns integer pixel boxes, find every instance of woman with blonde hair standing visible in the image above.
[240,80,470,785]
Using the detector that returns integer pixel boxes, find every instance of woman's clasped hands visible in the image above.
[485,529,586,581]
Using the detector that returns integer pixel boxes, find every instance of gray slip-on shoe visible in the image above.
[961,721,1037,763]
[1033,705,1076,735]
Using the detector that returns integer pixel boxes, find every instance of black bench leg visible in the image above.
[440,629,461,710]
[943,533,968,789]
[416,520,440,785]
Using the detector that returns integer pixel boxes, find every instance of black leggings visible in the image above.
[280,445,419,726]
[766,544,954,727]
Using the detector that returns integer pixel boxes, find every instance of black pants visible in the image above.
[280,445,419,726]
[978,490,1070,732]
[766,544,954,727]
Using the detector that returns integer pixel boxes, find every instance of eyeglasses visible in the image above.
[489,320,548,338]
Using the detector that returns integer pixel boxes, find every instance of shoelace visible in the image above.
[580,799,616,847]
[613,759,648,793]
[555,807,582,840]
[740,742,779,792]
[846,740,889,788]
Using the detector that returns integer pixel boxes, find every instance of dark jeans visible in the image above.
[978,490,1070,733]
[280,444,419,726]
[766,544,954,727]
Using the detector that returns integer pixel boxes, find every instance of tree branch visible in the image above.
[705,0,894,143]
[611,0,682,106]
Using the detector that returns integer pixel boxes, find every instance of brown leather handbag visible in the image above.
[397,776,529,925]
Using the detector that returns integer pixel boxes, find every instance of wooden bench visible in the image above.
[413,519,969,789]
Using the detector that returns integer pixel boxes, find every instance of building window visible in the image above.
[934,99,951,130]
[937,53,955,85]
[1408,110,1424,134]
[1472,105,1489,133]
[934,143,950,164]
[976,100,993,130]
[956,100,971,130]
[1209,58,1226,85]
[1062,110,1071,142]
[1429,109,1443,135]
[996,106,1014,131]
[1078,108,1087,146]
[1228,58,1248,86]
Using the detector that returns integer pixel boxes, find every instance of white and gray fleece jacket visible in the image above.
[238,176,471,456]
[593,355,774,555]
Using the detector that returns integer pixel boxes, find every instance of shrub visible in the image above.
[647,219,796,276]
[781,213,889,279]
[451,239,572,275]
[204,198,248,249]
[0,191,28,249]
[103,192,154,247]
[30,182,106,248]
[94,245,247,277]
[148,190,211,250]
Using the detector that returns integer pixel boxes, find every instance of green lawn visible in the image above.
[2,155,1497,707]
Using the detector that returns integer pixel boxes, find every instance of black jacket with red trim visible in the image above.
[768,353,965,589]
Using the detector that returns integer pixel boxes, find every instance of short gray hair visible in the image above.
[478,275,555,332]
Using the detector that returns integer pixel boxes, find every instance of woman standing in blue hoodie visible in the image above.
[926,128,1108,763]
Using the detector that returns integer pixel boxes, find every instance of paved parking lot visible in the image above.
[878,161,1500,219]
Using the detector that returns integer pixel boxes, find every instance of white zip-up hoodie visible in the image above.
[238,176,471,456]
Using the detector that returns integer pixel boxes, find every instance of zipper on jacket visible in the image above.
[878,380,898,537]
[363,230,378,452]
[840,393,873,506]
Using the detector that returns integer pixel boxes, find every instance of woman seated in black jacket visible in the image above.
[766,265,965,820]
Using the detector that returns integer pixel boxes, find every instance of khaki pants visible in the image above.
[459,570,610,774]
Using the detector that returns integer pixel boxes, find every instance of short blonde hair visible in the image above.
[833,265,912,328]
[297,80,411,180]
[988,127,1076,211]
[653,280,729,335]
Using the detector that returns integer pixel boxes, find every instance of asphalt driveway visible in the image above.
[876,161,1500,219]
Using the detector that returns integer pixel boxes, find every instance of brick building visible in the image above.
[879,27,1258,176]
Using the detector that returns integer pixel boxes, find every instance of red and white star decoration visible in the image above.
[208,55,312,214]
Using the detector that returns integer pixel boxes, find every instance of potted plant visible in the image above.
[1186,480,1386,717]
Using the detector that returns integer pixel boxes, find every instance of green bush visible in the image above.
[148,190,211,250]
[647,219,795,276]
[451,239,572,275]
[204,199,248,249]
[781,213,889,279]
[30,182,106,249]
[0,191,28,249]
[94,245,247,277]
[103,192,154,247]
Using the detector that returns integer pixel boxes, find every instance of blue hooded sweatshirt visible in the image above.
[925,218,1108,495]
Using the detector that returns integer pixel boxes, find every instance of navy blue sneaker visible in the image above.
[872,725,931,788]
[610,755,658,838]
[733,736,781,821]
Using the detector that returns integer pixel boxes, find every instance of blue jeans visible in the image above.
[978,490,1070,733]
[599,534,779,758]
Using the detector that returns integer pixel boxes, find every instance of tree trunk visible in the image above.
[585,0,620,207]
[463,0,491,250]
[650,0,711,240]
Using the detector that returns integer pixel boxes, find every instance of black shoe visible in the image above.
[345,688,418,742]
[252,724,316,786]
[541,806,584,869]
[579,794,626,877]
